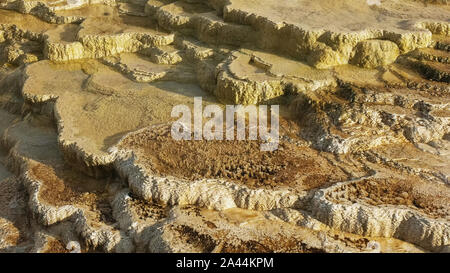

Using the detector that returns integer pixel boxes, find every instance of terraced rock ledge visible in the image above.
[0,0,449,253]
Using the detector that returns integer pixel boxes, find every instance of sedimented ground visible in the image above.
[0,0,449,253]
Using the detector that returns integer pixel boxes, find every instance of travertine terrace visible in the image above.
[0,0,449,253]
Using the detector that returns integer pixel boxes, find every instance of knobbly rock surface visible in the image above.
[0,0,449,253]
[351,40,400,68]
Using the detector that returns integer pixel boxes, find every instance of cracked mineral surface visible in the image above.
[0,0,449,253]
